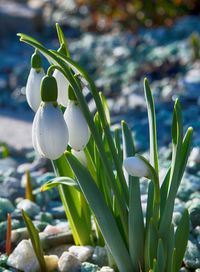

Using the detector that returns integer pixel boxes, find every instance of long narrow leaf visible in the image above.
[40,177,80,192]
[22,210,47,272]
[173,210,190,272]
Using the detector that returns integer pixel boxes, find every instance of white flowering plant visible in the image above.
[18,24,193,272]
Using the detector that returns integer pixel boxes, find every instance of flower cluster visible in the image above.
[26,51,90,160]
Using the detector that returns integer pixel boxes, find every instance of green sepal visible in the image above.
[41,75,58,102]
[31,51,42,70]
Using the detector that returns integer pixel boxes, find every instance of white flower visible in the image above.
[26,68,45,112]
[71,149,87,167]
[32,102,69,160]
[64,101,90,151]
[53,70,69,107]
[123,156,149,178]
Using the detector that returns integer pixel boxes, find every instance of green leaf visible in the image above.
[66,151,133,272]
[22,210,47,272]
[114,128,123,164]
[144,78,159,173]
[173,210,190,272]
[99,92,111,125]
[40,177,80,192]
[157,239,166,272]
[166,224,175,272]
[56,23,70,57]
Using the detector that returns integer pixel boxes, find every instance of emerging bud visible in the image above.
[64,101,90,151]
[26,52,44,112]
[32,102,69,160]
[53,69,69,107]
[123,156,149,178]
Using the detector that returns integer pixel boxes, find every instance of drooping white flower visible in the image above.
[32,102,69,160]
[26,68,45,112]
[64,101,90,151]
[71,149,87,167]
[123,156,149,178]
[53,69,69,107]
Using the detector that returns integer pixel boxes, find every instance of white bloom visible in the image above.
[123,156,149,178]
[32,102,69,160]
[71,149,87,167]
[26,68,45,112]
[64,101,90,151]
[53,70,69,107]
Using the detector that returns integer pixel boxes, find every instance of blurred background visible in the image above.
[1,0,200,152]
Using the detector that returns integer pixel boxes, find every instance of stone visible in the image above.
[46,201,65,219]
[100,267,114,272]
[17,199,40,218]
[0,198,14,221]
[0,220,21,243]
[7,240,40,272]
[46,245,70,258]
[91,246,108,267]
[58,251,81,272]
[188,199,200,228]
[81,262,99,272]
[0,158,17,175]
[69,246,94,262]
[184,240,200,269]
[0,177,24,202]
[34,212,53,224]
[44,255,58,271]
[189,147,200,165]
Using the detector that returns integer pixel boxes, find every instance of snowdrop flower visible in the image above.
[32,75,69,160]
[64,100,90,151]
[123,156,149,178]
[53,69,69,107]
[26,51,45,112]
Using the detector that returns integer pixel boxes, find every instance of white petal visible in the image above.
[36,103,69,160]
[123,156,149,178]
[64,101,90,151]
[53,70,69,107]
[26,68,45,112]
[32,107,45,157]
[71,149,87,167]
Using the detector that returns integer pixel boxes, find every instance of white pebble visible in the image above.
[58,251,81,272]
[68,245,94,262]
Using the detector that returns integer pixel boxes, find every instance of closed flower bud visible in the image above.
[64,101,90,151]
[26,52,44,112]
[123,156,149,178]
[26,68,45,112]
[32,102,69,160]
[53,69,69,107]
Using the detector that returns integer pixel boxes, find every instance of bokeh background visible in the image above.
[1,0,200,152]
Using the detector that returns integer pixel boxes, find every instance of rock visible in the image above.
[46,201,66,219]
[44,255,58,271]
[0,158,17,175]
[11,228,29,245]
[81,262,99,272]
[17,199,40,218]
[0,220,21,243]
[91,246,108,267]
[100,267,114,272]
[189,147,200,165]
[69,246,94,262]
[7,240,40,272]
[0,198,14,221]
[188,199,200,228]
[0,177,24,201]
[58,251,81,272]
[46,245,70,258]
[34,212,53,224]
[184,69,200,99]
[184,240,200,269]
